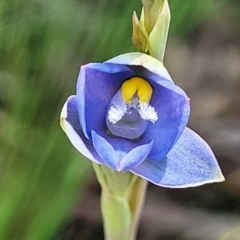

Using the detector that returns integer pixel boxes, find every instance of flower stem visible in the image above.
[128,175,148,240]
[92,163,148,240]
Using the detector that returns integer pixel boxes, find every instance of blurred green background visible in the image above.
[1,0,240,239]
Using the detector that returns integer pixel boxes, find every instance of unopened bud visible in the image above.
[132,0,170,62]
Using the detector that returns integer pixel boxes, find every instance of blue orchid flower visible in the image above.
[60,52,224,188]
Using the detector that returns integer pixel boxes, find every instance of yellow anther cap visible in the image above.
[121,77,153,103]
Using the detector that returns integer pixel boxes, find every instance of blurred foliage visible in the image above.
[169,0,225,37]
[0,0,234,239]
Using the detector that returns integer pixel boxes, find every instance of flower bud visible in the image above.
[132,0,170,62]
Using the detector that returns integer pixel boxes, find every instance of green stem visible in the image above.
[92,163,148,240]
[128,176,148,240]
[100,187,131,240]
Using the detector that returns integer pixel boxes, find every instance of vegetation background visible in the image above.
[1,0,240,239]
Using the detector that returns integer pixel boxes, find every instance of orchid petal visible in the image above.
[76,63,135,140]
[131,128,225,188]
[60,95,104,164]
[91,130,154,171]
[142,75,190,160]
[106,52,172,82]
